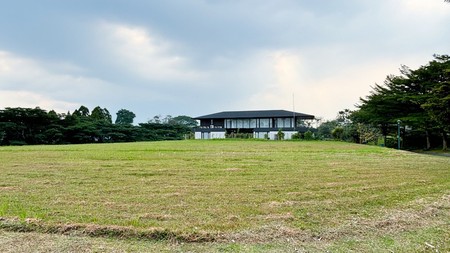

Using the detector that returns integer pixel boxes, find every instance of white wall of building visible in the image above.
[254,132,268,139]
[268,131,297,140]
[283,131,297,140]
[268,131,278,140]
[195,131,226,139]
[210,132,226,139]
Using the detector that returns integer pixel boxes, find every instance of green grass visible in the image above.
[0,140,449,252]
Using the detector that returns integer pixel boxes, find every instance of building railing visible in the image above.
[198,125,224,129]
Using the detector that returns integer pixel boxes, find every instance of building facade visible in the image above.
[194,110,315,140]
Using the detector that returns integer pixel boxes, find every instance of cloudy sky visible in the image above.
[1,0,449,123]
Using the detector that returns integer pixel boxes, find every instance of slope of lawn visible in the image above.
[0,140,449,252]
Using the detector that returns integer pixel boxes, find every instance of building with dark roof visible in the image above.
[194,110,315,140]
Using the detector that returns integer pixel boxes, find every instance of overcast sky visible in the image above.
[1,0,449,123]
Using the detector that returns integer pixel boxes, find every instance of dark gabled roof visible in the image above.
[195,110,314,119]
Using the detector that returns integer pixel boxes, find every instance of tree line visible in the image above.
[0,106,197,145]
[317,55,449,150]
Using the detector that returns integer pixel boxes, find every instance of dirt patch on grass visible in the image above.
[263,213,295,221]
[373,194,448,230]
[0,186,20,191]
[265,200,297,208]
[223,168,242,172]
[0,218,215,243]
[220,223,308,244]
[316,194,450,242]
[139,213,173,221]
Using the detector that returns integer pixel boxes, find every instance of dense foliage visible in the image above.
[0,106,195,145]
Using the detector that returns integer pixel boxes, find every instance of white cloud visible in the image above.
[97,22,204,82]
[376,0,450,42]
[242,50,304,109]
[0,50,116,113]
[398,0,449,16]
[0,90,79,113]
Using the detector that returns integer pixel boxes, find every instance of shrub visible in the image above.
[276,129,285,140]
[304,130,314,140]
[291,132,301,140]
[332,127,344,140]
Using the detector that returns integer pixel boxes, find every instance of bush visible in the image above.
[304,130,314,140]
[276,129,285,140]
[291,132,301,140]
[332,127,344,140]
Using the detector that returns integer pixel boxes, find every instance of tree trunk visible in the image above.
[425,130,431,150]
[442,131,448,151]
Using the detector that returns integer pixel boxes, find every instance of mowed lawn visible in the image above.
[0,140,449,252]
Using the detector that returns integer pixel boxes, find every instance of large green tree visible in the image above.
[352,79,406,146]
[418,55,450,150]
[91,106,112,124]
[115,109,136,125]
[354,55,450,150]
[169,115,198,128]
[73,105,90,118]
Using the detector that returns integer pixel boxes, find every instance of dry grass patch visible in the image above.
[223,167,242,172]
[0,217,216,242]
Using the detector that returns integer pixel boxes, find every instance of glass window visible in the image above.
[225,119,232,128]
[243,119,249,128]
[260,119,269,128]
[237,119,243,128]
[285,118,291,128]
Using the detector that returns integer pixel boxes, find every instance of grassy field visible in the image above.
[0,140,449,252]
